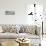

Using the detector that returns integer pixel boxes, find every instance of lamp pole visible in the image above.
[41,14,43,40]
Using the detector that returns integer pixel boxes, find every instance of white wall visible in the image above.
[0,0,46,24]
[0,0,27,24]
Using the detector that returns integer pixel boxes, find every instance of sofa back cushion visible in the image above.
[24,25,36,35]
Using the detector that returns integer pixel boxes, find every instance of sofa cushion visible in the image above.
[24,25,36,35]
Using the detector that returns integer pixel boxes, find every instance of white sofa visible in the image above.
[0,24,41,44]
